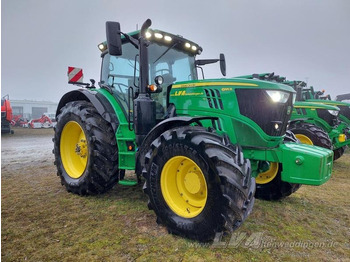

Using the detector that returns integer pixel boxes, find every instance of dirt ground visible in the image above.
[1,127,350,261]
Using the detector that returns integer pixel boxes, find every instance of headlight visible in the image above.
[328,110,339,116]
[154,75,164,86]
[266,90,290,103]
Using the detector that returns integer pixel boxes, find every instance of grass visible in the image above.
[1,128,350,261]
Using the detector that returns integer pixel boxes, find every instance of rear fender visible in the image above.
[56,89,119,133]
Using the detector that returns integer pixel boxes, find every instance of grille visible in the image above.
[316,109,337,126]
[204,89,224,110]
[235,89,293,136]
[338,105,350,120]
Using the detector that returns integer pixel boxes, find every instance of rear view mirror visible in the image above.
[106,21,122,56]
[220,53,226,76]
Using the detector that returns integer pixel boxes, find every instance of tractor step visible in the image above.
[118,180,138,186]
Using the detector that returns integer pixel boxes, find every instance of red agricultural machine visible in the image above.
[1,95,14,134]
[11,115,29,127]
[27,114,56,128]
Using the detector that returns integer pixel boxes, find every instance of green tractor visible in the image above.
[54,20,333,241]
[300,86,350,137]
[288,82,349,159]
[236,73,349,160]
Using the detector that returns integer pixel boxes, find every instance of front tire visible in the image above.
[53,101,120,195]
[288,122,337,159]
[143,126,255,241]
[333,147,345,160]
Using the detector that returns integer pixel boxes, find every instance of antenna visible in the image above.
[136,24,138,30]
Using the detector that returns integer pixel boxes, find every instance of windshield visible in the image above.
[101,41,197,118]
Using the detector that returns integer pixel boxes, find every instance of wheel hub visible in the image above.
[184,171,201,194]
[75,139,87,158]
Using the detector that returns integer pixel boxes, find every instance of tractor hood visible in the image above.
[172,77,296,93]
[170,78,296,149]
[294,101,340,111]
[306,99,350,107]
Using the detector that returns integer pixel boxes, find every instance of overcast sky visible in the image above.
[2,0,350,102]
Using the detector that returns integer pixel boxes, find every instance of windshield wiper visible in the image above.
[153,43,177,64]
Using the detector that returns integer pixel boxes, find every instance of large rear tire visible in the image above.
[255,130,301,201]
[53,101,120,195]
[143,126,255,241]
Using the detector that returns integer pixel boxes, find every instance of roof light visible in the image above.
[191,45,197,51]
[145,31,152,39]
[164,35,172,42]
[185,42,191,48]
[154,32,163,39]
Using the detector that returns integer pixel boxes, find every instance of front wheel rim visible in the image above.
[161,156,208,218]
[60,121,88,179]
[256,162,279,184]
[295,134,314,145]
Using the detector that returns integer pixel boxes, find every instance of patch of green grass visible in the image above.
[2,151,350,261]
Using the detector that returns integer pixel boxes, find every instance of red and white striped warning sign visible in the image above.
[68,67,83,83]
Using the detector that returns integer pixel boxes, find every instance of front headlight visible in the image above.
[328,110,339,116]
[266,90,290,103]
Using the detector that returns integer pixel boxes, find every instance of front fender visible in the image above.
[136,116,218,176]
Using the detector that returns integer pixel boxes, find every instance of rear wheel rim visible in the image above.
[60,121,88,179]
[161,156,207,218]
[295,134,314,145]
[256,162,279,184]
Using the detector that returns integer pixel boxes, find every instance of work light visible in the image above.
[266,90,290,103]
[327,110,339,116]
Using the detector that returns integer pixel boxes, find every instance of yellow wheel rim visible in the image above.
[161,156,208,218]
[295,134,314,145]
[256,162,279,184]
[60,121,88,179]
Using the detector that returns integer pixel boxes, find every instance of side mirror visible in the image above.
[106,21,122,56]
[219,53,226,76]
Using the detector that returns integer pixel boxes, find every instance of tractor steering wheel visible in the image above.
[155,69,171,76]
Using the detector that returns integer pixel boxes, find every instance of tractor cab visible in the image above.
[98,29,225,121]
[98,30,201,120]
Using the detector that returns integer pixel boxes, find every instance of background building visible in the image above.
[10,100,58,120]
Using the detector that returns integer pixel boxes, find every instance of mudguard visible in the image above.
[135,116,218,176]
[56,89,119,133]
